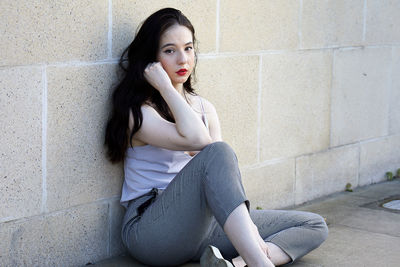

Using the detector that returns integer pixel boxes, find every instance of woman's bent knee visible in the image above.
[319,216,329,242]
[200,142,239,175]
[201,141,237,160]
[309,212,329,245]
[203,141,233,152]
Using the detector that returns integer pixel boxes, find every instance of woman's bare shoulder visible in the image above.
[141,102,156,111]
[140,103,164,118]
[128,104,160,130]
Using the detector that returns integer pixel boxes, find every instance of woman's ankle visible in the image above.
[265,242,291,266]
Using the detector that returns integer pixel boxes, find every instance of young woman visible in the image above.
[105,8,328,267]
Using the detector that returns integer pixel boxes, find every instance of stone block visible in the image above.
[112,0,216,58]
[365,0,400,45]
[301,0,364,48]
[295,145,359,205]
[241,159,295,210]
[110,199,126,257]
[46,64,123,212]
[0,67,42,222]
[195,56,259,166]
[260,51,331,161]
[359,134,400,186]
[219,0,299,52]
[0,0,108,65]
[0,202,109,266]
[331,47,392,146]
[389,47,400,135]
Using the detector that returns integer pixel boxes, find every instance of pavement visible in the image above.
[92,179,400,267]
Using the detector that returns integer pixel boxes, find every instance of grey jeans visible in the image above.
[121,142,328,266]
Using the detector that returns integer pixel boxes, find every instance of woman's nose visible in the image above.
[177,50,187,64]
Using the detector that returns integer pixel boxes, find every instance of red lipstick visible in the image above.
[176,69,188,76]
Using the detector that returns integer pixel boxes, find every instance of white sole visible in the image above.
[200,245,234,267]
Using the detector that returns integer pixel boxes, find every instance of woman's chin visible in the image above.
[172,76,189,86]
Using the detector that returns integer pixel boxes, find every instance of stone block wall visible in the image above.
[1,0,399,266]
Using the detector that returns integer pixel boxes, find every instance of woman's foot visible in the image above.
[200,245,234,267]
[232,256,247,267]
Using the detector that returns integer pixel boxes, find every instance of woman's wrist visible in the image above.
[157,83,176,94]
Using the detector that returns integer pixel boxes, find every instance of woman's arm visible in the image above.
[201,97,222,142]
[185,97,222,156]
[133,62,212,151]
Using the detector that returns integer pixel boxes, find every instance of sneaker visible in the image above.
[200,245,234,267]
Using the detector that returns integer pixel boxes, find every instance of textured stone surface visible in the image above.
[331,47,392,146]
[295,145,359,205]
[195,56,259,166]
[242,159,295,209]
[337,206,400,237]
[0,0,108,65]
[112,0,216,57]
[299,195,400,238]
[359,134,400,186]
[46,64,123,211]
[0,202,109,267]
[2,1,400,266]
[0,67,42,222]
[295,180,400,266]
[301,0,364,48]
[389,47,400,135]
[110,199,126,257]
[365,0,400,45]
[219,0,299,52]
[351,179,400,201]
[294,224,400,267]
[260,51,331,161]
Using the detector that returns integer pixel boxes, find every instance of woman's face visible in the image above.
[157,24,195,90]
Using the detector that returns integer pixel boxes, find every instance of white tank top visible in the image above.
[120,145,192,207]
[120,97,208,207]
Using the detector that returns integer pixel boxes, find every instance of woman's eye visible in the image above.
[164,49,174,54]
[185,46,193,51]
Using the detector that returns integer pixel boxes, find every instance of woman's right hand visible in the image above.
[144,62,172,91]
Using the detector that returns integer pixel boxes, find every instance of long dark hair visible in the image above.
[104,8,197,163]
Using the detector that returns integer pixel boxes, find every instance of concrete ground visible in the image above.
[92,180,400,267]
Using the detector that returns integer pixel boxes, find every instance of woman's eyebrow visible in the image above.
[161,43,175,49]
[160,41,193,49]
